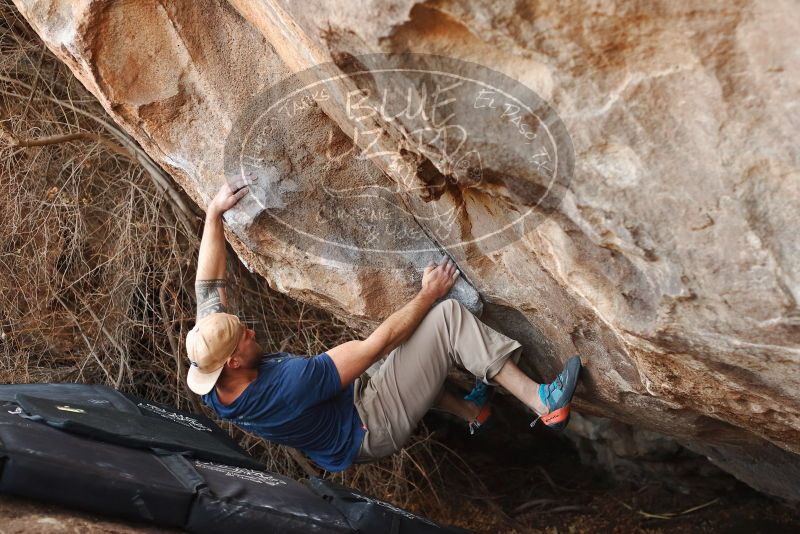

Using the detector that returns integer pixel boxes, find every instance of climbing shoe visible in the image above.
[464,380,494,435]
[530,355,582,431]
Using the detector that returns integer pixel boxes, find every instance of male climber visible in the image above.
[186,183,582,471]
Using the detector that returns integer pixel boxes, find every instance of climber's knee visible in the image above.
[436,298,460,316]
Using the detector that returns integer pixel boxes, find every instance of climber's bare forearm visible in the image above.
[367,290,438,356]
[192,184,250,321]
[196,209,226,280]
[328,290,437,387]
[195,208,230,320]
[360,258,456,357]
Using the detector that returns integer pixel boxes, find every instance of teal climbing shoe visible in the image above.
[464,380,494,435]
[530,355,582,431]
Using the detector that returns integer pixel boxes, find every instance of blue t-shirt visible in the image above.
[202,352,365,472]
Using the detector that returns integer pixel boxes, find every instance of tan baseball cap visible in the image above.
[185,312,244,395]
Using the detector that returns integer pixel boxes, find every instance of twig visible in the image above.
[51,292,114,384]
[512,498,557,515]
[287,448,318,478]
[0,126,131,159]
[21,44,45,119]
[82,299,129,389]
[617,497,720,521]
[399,446,442,506]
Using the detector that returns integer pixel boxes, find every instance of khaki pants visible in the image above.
[352,298,523,463]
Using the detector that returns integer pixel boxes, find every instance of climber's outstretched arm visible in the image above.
[195,183,249,320]
[326,257,459,387]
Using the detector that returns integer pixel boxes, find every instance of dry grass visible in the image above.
[0,1,488,525]
[0,1,198,404]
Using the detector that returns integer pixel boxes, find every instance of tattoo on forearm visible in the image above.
[196,279,228,319]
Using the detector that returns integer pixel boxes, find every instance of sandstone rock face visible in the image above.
[13,0,799,499]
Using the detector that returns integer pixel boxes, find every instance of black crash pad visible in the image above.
[186,460,351,534]
[0,403,351,532]
[0,382,139,413]
[308,478,472,534]
[124,393,245,453]
[0,405,196,527]
[15,393,262,469]
[0,384,468,533]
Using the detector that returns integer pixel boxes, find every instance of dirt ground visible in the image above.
[0,494,176,534]
[407,401,800,534]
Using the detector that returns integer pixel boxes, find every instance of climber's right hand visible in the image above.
[420,256,460,301]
